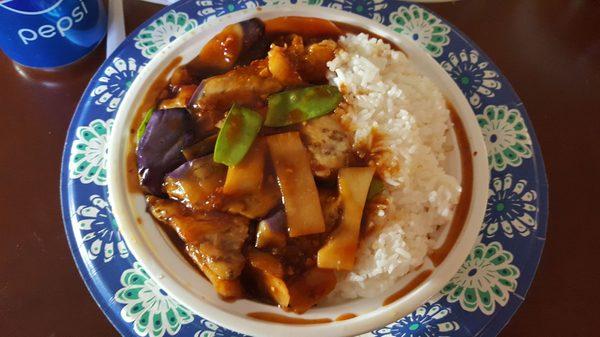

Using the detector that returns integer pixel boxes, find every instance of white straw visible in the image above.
[139,0,178,5]
[106,0,126,58]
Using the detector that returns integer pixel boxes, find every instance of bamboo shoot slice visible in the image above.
[223,139,266,195]
[247,249,290,307]
[266,132,326,237]
[317,167,374,270]
[288,267,336,314]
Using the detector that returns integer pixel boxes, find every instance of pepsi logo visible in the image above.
[0,0,64,15]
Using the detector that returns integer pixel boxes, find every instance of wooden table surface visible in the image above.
[1,0,598,336]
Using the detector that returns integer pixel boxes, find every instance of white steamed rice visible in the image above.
[326,33,461,300]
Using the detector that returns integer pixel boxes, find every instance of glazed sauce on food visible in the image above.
[247,312,332,324]
[383,270,433,306]
[429,107,473,266]
[127,18,475,314]
[335,313,357,321]
[189,24,243,71]
[126,57,183,193]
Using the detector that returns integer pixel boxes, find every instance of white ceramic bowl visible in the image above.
[108,5,488,337]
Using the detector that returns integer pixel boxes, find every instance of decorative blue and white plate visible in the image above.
[60,1,548,336]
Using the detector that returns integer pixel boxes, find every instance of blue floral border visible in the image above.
[60,1,548,337]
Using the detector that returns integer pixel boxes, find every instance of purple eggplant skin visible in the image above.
[241,18,265,49]
[255,209,287,248]
[137,108,195,196]
[164,155,227,209]
[237,18,268,66]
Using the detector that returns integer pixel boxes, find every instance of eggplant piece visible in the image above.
[264,17,342,38]
[187,62,283,131]
[158,85,197,110]
[189,18,267,73]
[146,196,249,280]
[255,210,287,249]
[164,156,226,211]
[186,244,243,299]
[137,108,195,196]
[220,173,281,219]
[182,134,218,161]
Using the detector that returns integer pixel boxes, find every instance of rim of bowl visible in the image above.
[108,5,489,337]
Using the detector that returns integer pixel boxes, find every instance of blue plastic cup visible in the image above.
[0,0,107,69]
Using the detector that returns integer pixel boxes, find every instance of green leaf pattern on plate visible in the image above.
[442,241,520,315]
[262,0,323,6]
[388,5,450,57]
[115,262,194,337]
[478,105,533,172]
[69,119,112,185]
[135,10,198,59]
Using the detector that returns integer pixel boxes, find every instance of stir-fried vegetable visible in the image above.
[267,132,326,237]
[317,167,375,270]
[247,249,290,308]
[264,17,342,38]
[164,156,226,210]
[146,195,249,280]
[158,85,197,110]
[255,210,287,249]
[367,177,385,200]
[265,85,341,127]
[223,139,266,195]
[268,45,303,86]
[221,174,281,219]
[187,245,244,299]
[182,134,217,161]
[214,105,263,166]
[288,267,336,314]
[135,108,154,142]
[189,18,266,72]
[137,108,195,195]
[135,17,394,310]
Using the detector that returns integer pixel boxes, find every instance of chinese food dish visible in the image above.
[131,17,463,314]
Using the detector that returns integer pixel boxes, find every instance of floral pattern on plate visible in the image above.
[478,105,533,172]
[76,194,128,262]
[91,57,143,113]
[373,303,460,337]
[193,319,245,337]
[442,241,520,315]
[329,0,387,23]
[60,1,547,337]
[69,119,113,185]
[261,0,323,6]
[388,5,450,57]
[441,49,502,108]
[484,174,538,238]
[195,0,256,22]
[135,10,198,59]
[115,262,194,337]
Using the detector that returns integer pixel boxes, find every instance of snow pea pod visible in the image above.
[214,105,263,166]
[136,108,154,142]
[265,85,341,127]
